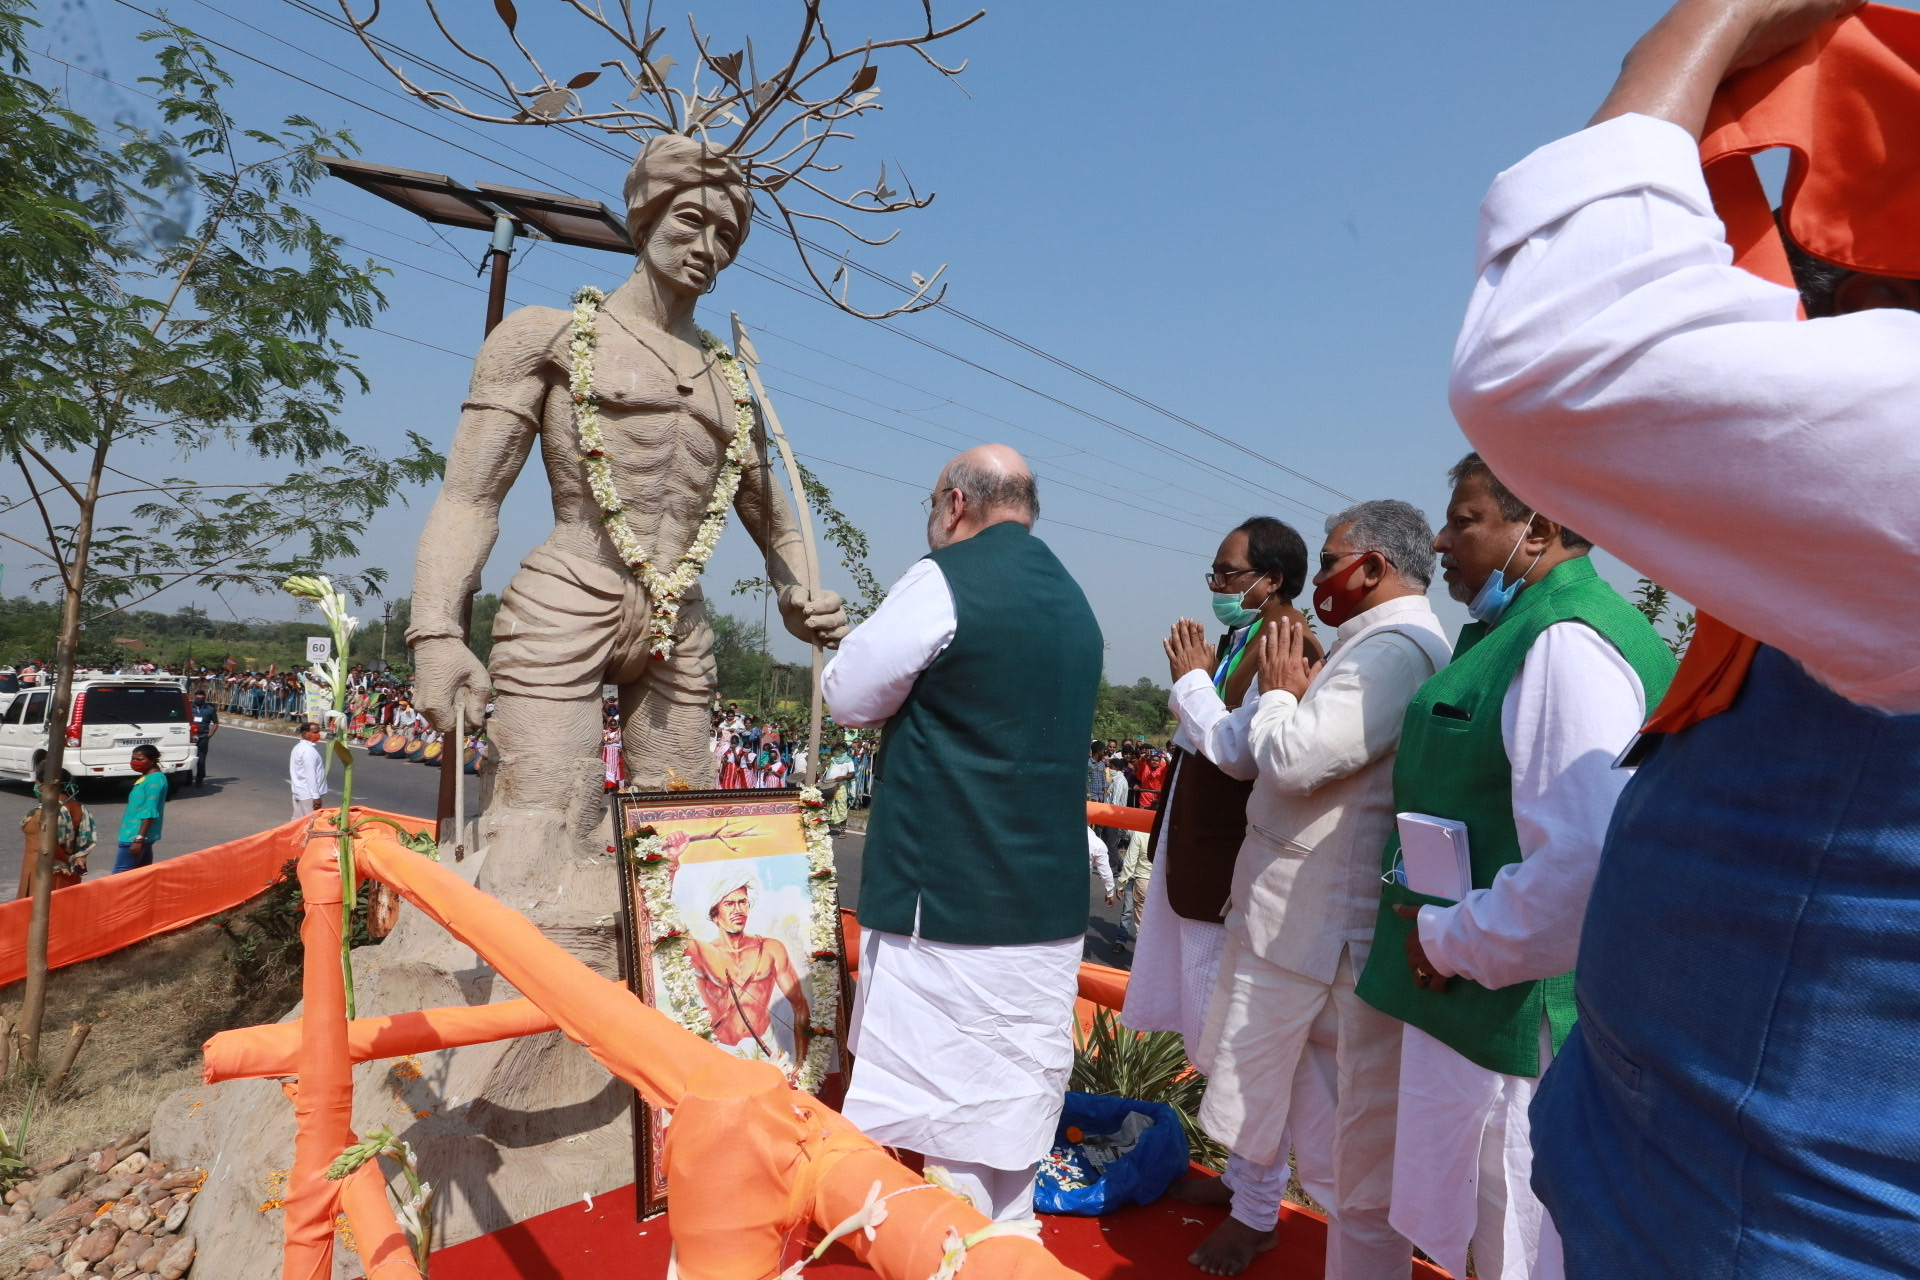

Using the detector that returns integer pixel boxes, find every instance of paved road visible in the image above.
[0,725,479,894]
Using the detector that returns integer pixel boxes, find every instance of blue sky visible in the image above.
[18,0,1698,680]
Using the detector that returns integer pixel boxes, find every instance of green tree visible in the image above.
[1631,577,1698,659]
[1092,675,1176,743]
[0,10,440,1062]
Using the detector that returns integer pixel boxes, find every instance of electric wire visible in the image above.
[37,23,1272,554]
[33,32,1233,539]
[116,1,1336,521]
[261,0,1351,509]
[791,453,1206,557]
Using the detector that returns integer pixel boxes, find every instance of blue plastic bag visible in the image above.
[1033,1091,1190,1216]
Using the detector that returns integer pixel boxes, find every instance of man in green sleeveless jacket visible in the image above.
[822,444,1103,1222]
[1354,455,1675,1280]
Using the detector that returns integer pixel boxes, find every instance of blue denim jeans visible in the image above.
[1535,645,1920,1278]
[112,841,155,874]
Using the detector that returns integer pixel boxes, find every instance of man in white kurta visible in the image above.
[289,722,328,820]
[1122,517,1330,1266]
[1196,501,1451,1280]
[824,444,1101,1223]
[1375,458,1666,1280]
[1446,9,1920,1273]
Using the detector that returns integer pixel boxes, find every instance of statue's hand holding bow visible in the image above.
[778,584,849,649]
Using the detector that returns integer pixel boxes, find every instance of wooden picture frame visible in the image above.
[614,787,851,1218]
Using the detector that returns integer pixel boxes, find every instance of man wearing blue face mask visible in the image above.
[1352,454,1673,1280]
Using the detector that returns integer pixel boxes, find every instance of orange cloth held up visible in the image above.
[1646,4,1920,733]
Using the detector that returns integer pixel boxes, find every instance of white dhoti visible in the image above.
[1388,1021,1564,1280]
[1121,859,1302,1230]
[1198,939,1409,1280]
[843,926,1081,1218]
[1121,853,1225,1057]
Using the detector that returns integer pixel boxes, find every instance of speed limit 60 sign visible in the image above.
[306,637,332,663]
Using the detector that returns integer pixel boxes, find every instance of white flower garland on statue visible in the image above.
[625,786,842,1093]
[569,285,755,658]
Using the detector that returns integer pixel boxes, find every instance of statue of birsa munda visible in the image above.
[406,135,847,850]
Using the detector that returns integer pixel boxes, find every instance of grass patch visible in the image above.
[0,858,382,1164]
[0,922,256,1162]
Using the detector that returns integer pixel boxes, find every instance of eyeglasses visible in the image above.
[919,487,955,515]
[1204,567,1261,592]
[1319,548,1384,574]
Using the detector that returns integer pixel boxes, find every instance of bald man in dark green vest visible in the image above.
[823,444,1103,1222]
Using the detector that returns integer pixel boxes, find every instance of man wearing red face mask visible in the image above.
[1191,499,1451,1279]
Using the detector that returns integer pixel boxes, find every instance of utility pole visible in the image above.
[484,214,515,334]
[380,600,392,666]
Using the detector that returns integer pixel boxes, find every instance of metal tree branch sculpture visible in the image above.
[336,0,982,318]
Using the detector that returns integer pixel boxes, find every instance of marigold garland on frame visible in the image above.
[624,787,842,1094]
[569,285,755,658]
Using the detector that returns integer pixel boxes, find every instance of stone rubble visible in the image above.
[0,1128,202,1280]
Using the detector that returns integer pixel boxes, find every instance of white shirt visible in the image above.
[1232,595,1452,981]
[1451,111,1920,714]
[1087,826,1115,899]
[821,558,955,728]
[1417,620,1646,989]
[1167,627,1262,779]
[289,737,328,802]
[1121,630,1263,1052]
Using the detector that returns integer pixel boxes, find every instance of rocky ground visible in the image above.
[0,1127,201,1278]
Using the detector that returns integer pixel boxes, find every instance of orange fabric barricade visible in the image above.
[1077,962,1130,1012]
[345,822,1086,1279]
[0,808,427,987]
[339,1138,423,1280]
[1085,802,1155,833]
[1649,4,1920,733]
[203,998,557,1084]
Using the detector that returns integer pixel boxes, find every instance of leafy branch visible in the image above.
[1632,577,1697,659]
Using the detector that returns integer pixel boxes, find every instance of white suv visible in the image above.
[0,676,195,786]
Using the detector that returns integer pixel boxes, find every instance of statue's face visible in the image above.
[641,187,745,297]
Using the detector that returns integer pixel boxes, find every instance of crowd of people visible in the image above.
[702,704,873,833]
[7,8,1913,1273]
[816,6,1920,1275]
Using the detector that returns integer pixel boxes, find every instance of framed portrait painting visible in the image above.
[614,786,850,1217]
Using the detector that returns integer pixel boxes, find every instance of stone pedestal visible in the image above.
[154,802,640,1278]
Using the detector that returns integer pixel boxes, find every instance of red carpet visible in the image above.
[428,1181,1451,1279]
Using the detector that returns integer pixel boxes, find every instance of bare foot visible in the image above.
[1167,1175,1233,1207]
[1189,1217,1278,1276]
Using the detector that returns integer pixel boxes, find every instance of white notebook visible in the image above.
[1396,812,1472,901]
